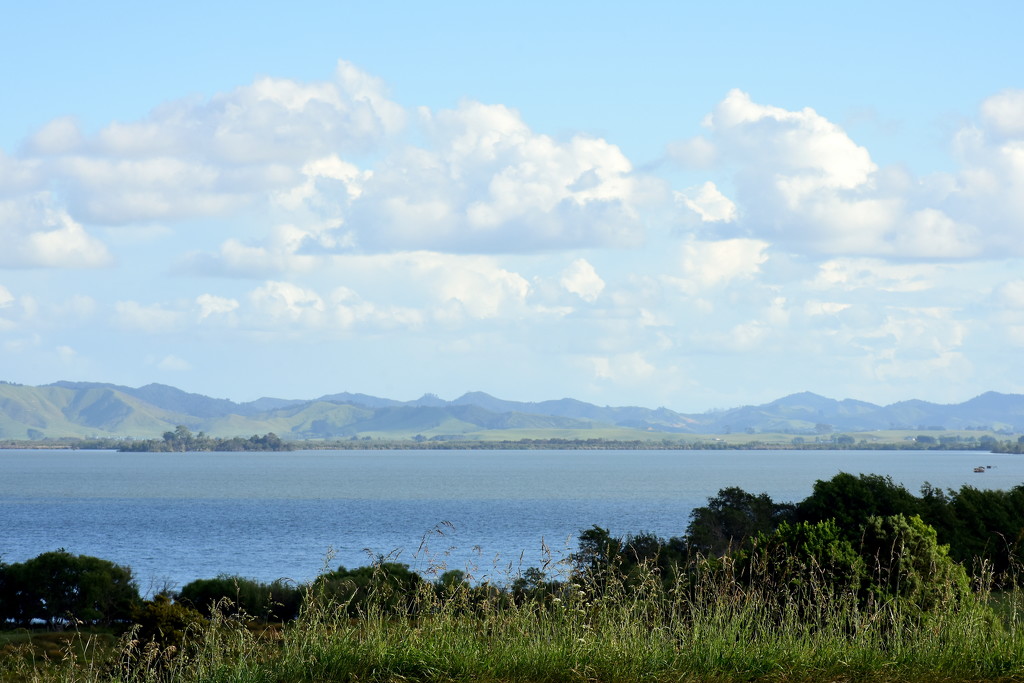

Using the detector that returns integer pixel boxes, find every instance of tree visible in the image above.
[0,550,139,627]
[314,563,424,616]
[740,519,864,605]
[797,473,918,538]
[177,575,302,622]
[685,487,795,556]
[859,514,971,612]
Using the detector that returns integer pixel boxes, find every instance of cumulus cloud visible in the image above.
[675,181,737,224]
[346,101,657,253]
[404,252,532,319]
[0,194,112,268]
[196,294,240,319]
[810,258,940,293]
[560,258,605,302]
[675,89,998,258]
[20,61,403,225]
[980,90,1024,138]
[677,238,769,291]
[249,281,325,324]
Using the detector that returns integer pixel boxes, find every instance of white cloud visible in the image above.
[409,252,532,319]
[196,294,240,319]
[675,181,737,223]
[18,60,403,226]
[677,238,769,291]
[0,194,112,268]
[560,258,605,302]
[980,89,1024,138]
[804,300,851,316]
[193,224,324,277]
[0,151,41,198]
[346,101,657,252]
[28,117,82,155]
[810,258,939,293]
[0,285,13,308]
[249,281,325,324]
[54,156,260,224]
[678,90,992,258]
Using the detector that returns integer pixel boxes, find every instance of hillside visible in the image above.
[0,381,1022,441]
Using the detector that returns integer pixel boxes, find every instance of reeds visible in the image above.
[6,550,1024,683]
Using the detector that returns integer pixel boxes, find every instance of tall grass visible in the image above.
[6,553,1024,682]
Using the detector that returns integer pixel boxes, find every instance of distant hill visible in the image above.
[0,381,1022,441]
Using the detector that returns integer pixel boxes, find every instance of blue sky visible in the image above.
[1,1,1023,411]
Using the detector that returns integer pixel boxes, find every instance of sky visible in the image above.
[1,1,1023,412]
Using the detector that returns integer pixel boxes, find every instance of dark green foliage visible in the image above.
[797,473,918,535]
[176,575,302,621]
[313,562,425,616]
[119,426,293,452]
[741,519,865,600]
[0,550,139,627]
[685,486,795,555]
[572,525,623,576]
[859,514,971,611]
[942,485,1024,577]
[131,594,205,650]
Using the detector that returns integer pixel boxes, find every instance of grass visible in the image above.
[5,553,1024,683]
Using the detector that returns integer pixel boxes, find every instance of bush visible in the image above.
[176,575,302,622]
[131,593,206,650]
[741,519,865,600]
[0,550,139,627]
[859,513,971,613]
[313,562,425,616]
[797,473,919,536]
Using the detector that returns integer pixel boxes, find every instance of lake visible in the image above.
[1,448,1020,593]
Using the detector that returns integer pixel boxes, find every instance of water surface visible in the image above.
[2,448,1019,592]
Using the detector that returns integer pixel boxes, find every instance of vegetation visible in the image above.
[0,551,138,628]
[6,473,1024,681]
[117,426,293,452]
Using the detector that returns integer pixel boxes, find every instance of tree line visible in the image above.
[118,426,293,452]
[3,472,1024,636]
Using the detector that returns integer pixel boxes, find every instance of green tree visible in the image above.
[0,550,139,627]
[314,563,424,616]
[739,519,864,605]
[685,487,795,556]
[177,575,301,622]
[797,473,918,537]
[944,485,1024,576]
[859,514,971,612]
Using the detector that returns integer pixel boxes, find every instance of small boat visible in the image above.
[973,466,986,473]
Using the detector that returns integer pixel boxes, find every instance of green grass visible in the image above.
[6,556,1024,682]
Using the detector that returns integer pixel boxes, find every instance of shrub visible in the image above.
[0,550,138,627]
[313,562,425,616]
[859,513,972,613]
[176,575,302,622]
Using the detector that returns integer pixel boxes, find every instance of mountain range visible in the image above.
[1,381,1022,441]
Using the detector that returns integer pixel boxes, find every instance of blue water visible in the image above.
[1,448,1020,593]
